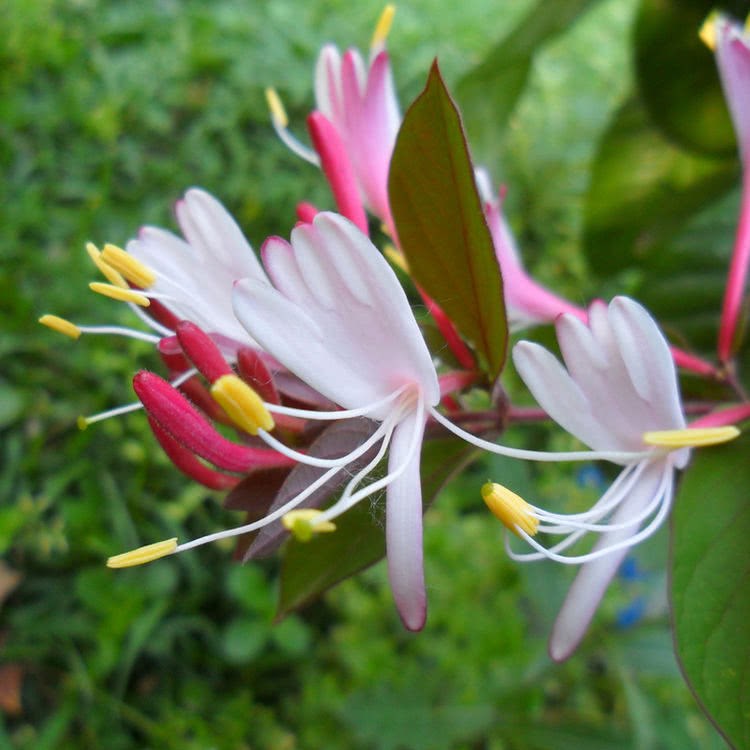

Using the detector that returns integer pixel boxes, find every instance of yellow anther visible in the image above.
[481,482,539,538]
[384,244,409,273]
[89,282,151,307]
[699,11,719,51]
[38,314,81,340]
[265,87,288,128]
[643,426,740,449]
[100,244,156,289]
[282,509,336,542]
[371,4,396,52]
[107,538,178,568]
[77,416,89,431]
[210,374,274,435]
[86,242,128,288]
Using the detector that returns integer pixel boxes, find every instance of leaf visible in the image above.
[275,435,478,619]
[583,96,737,278]
[456,0,602,159]
[388,62,507,379]
[634,0,735,157]
[671,435,750,749]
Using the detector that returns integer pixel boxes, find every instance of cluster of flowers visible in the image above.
[41,8,750,661]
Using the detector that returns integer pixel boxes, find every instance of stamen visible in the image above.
[86,242,128,288]
[211,374,274,435]
[316,396,425,524]
[699,11,718,51]
[38,314,81,340]
[173,417,394,554]
[265,87,288,128]
[100,244,156,288]
[89,282,150,307]
[371,4,396,52]
[282,509,336,542]
[481,482,539,538]
[107,537,178,568]
[77,401,145,429]
[643,426,740,448]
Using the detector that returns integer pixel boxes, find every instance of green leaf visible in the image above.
[583,96,737,278]
[388,62,507,379]
[275,436,478,619]
[634,0,735,156]
[456,0,602,159]
[671,435,750,749]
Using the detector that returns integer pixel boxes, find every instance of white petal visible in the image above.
[549,461,668,661]
[512,341,612,450]
[386,413,427,631]
[177,189,266,281]
[609,297,685,429]
[243,214,439,412]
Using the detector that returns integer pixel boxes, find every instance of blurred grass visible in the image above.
[0,0,728,747]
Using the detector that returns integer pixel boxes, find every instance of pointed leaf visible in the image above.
[389,62,507,379]
[275,435,478,619]
[671,435,750,749]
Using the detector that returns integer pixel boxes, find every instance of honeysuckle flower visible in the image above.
[267,5,399,230]
[702,14,750,361]
[480,297,739,660]
[110,211,440,631]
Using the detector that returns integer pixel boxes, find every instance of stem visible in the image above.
[718,169,750,362]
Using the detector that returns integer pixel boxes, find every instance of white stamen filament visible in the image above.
[272,120,321,166]
[173,411,395,553]
[429,406,652,464]
[256,389,413,468]
[127,300,175,337]
[76,324,162,344]
[507,467,674,565]
[81,369,197,426]
[315,395,425,525]
[265,385,408,420]
[503,465,646,559]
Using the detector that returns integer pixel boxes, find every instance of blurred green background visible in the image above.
[1,0,742,747]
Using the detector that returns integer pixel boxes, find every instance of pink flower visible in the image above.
[268,7,399,231]
[313,40,400,227]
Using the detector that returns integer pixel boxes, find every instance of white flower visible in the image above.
[506,297,735,660]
